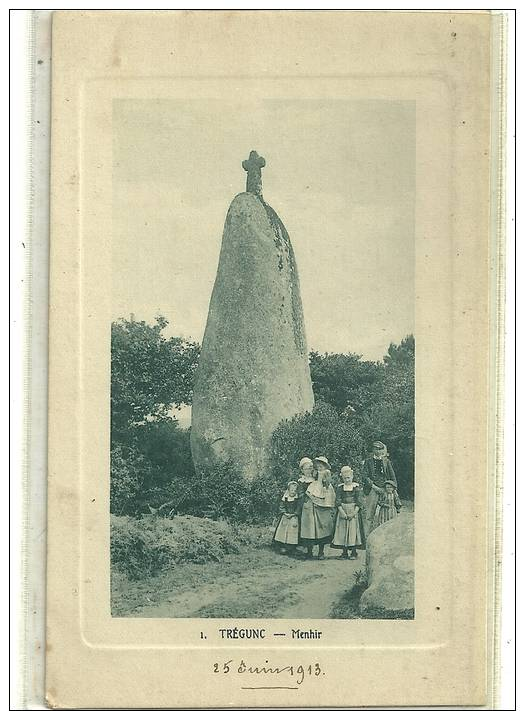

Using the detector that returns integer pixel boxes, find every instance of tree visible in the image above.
[110,316,200,515]
[111,316,200,444]
[309,351,383,414]
[357,336,415,497]
[383,334,415,367]
[307,336,415,498]
[357,363,415,497]
[110,319,416,518]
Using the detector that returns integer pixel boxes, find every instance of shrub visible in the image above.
[111,422,198,516]
[132,421,195,481]
[110,444,161,516]
[270,401,364,485]
[152,461,282,525]
[247,470,282,523]
[169,461,252,521]
[110,514,271,580]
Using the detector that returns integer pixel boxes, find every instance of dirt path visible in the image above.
[278,553,362,619]
[128,546,363,619]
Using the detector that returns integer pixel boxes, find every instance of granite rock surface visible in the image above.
[359,513,415,618]
[191,192,314,480]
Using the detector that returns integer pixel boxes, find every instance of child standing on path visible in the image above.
[331,466,366,559]
[272,481,302,554]
[371,479,402,529]
[296,456,315,558]
[299,456,336,560]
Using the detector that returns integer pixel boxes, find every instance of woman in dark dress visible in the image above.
[361,441,398,535]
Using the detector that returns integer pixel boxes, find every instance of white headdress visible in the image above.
[282,480,299,501]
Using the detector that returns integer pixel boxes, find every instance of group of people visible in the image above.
[272,440,402,560]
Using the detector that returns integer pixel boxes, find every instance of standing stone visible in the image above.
[190,151,314,480]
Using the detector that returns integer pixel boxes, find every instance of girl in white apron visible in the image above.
[331,466,366,559]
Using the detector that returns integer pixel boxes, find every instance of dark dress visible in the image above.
[297,476,315,497]
[361,456,397,493]
[296,475,313,539]
[272,496,302,546]
[331,483,366,549]
[361,456,398,534]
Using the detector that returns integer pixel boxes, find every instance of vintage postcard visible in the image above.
[46,10,504,708]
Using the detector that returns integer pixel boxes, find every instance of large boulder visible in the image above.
[190,191,314,480]
[359,512,415,618]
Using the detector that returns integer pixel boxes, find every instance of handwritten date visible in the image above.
[213,659,323,684]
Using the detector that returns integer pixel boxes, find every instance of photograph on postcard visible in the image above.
[109,97,415,620]
[45,10,500,708]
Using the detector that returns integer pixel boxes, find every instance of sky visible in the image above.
[112,98,415,361]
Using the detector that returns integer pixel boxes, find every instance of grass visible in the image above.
[110,514,273,580]
[329,564,415,620]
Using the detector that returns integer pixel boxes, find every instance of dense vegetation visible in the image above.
[111,513,270,580]
[110,317,414,520]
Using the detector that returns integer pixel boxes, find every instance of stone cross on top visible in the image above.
[242,150,266,197]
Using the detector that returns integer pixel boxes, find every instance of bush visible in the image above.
[247,470,282,522]
[270,401,364,485]
[110,444,162,516]
[166,460,252,521]
[110,321,415,515]
[110,513,271,580]
[111,422,197,516]
[132,421,195,480]
[150,461,282,525]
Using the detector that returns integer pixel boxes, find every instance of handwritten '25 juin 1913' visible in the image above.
[213,659,324,688]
